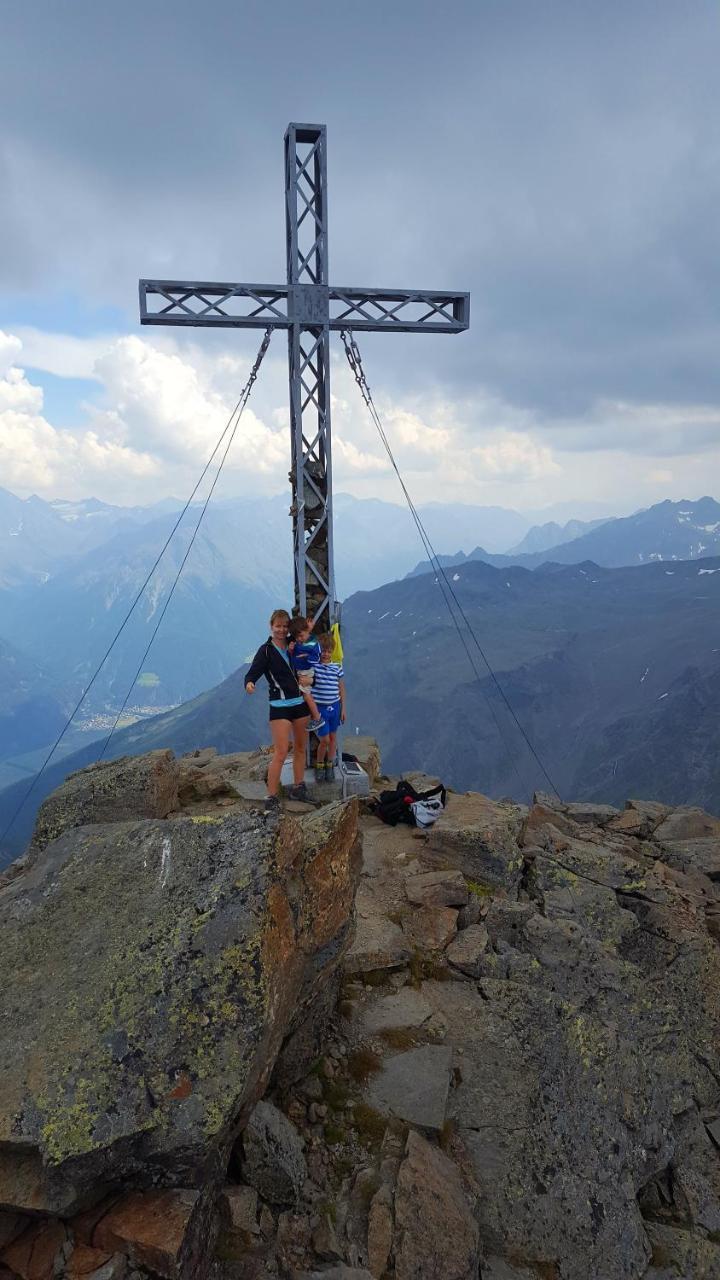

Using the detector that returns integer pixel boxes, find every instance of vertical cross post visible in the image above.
[285,124,335,629]
[140,121,469,633]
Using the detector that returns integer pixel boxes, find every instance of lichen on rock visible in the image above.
[0,755,360,1227]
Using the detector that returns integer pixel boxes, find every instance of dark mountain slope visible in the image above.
[2,554,717,868]
[343,554,720,805]
[0,669,268,865]
[0,638,68,760]
[0,504,291,709]
[577,663,720,811]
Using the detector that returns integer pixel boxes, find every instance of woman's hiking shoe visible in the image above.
[288,782,309,802]
[264,794,280,813]
[309,716,325,733]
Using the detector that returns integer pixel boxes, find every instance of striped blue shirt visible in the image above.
[312,661,344,705]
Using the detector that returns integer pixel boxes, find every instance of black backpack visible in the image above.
[372,779,447,827]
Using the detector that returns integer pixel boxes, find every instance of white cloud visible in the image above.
[0,329,292,502]
[471,432,561,481]
[0,331,23,376]
[0,365,43,415]
[383,407,451,455]
[90,336,289,476]
[10,327,111,380]
[2,324,719,515]
[0,333,161,496]
[333,436,389,476]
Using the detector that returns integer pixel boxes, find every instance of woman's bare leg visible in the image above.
[268,719,291,795]
[291,717,309,784]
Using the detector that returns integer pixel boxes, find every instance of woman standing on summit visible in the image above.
[244,609,309,811]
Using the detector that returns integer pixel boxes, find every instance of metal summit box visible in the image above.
[341,760,370,799]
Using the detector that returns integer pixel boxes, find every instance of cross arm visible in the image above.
[328,287,469,334]
[139,279,469,334]
[139,280,291,328]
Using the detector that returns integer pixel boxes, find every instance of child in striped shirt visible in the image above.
[314,632,346,782]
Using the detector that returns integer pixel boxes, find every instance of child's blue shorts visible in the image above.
[317,700,341,736]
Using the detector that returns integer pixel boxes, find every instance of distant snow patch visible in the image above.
[394,611,402,617]
[702,522,720,533]
[658,693,669,700]
[698,568,719,575]
[640,667,649,684]
[452,573,460,581]
[664,571,675,575]
[378,611,390,620]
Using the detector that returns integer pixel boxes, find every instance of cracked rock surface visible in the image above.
[1,749,720,1280]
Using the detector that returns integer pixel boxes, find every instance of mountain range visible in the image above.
[410,496,720,576]
[1,550,717,867]
[0,487,617,754]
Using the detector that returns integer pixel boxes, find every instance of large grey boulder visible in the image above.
[428,792,526,891]
[392,1131,479,1280]
[367,1046,452,1134]
[28,750,179,856]
[0,772,360,1254]
[442,797,720,1280]
[240,1101,306,1206]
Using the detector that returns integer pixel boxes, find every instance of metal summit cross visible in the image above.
[139,122,470,629]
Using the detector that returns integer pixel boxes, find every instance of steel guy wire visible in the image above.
[340,328,533,801]
[340,328,561,802]
[98,328,273,758]
[0,327,273,849]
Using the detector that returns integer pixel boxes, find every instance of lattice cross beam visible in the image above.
[139,123,469,627]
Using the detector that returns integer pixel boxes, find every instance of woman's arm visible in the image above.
[244,644,267,691]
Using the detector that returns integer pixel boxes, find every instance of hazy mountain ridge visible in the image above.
[409,497,720,576]
[505,514,609,555]
[2,552,717,867]
[0,488,544,734]
[345,553,720,805]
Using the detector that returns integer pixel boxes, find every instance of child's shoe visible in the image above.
[315,763,325,785]
[309,716,325,733]
[324,762,335,782]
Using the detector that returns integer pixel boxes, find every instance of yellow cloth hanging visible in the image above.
[329,622,344,663]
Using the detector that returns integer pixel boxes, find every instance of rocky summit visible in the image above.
[0,744,719,1280]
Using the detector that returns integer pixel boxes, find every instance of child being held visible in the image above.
[313,632,346,782]
[287,615,325,732]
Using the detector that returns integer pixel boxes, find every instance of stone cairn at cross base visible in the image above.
[0,743,719,1280]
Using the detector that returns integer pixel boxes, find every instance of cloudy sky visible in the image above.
[1,0,719,516]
